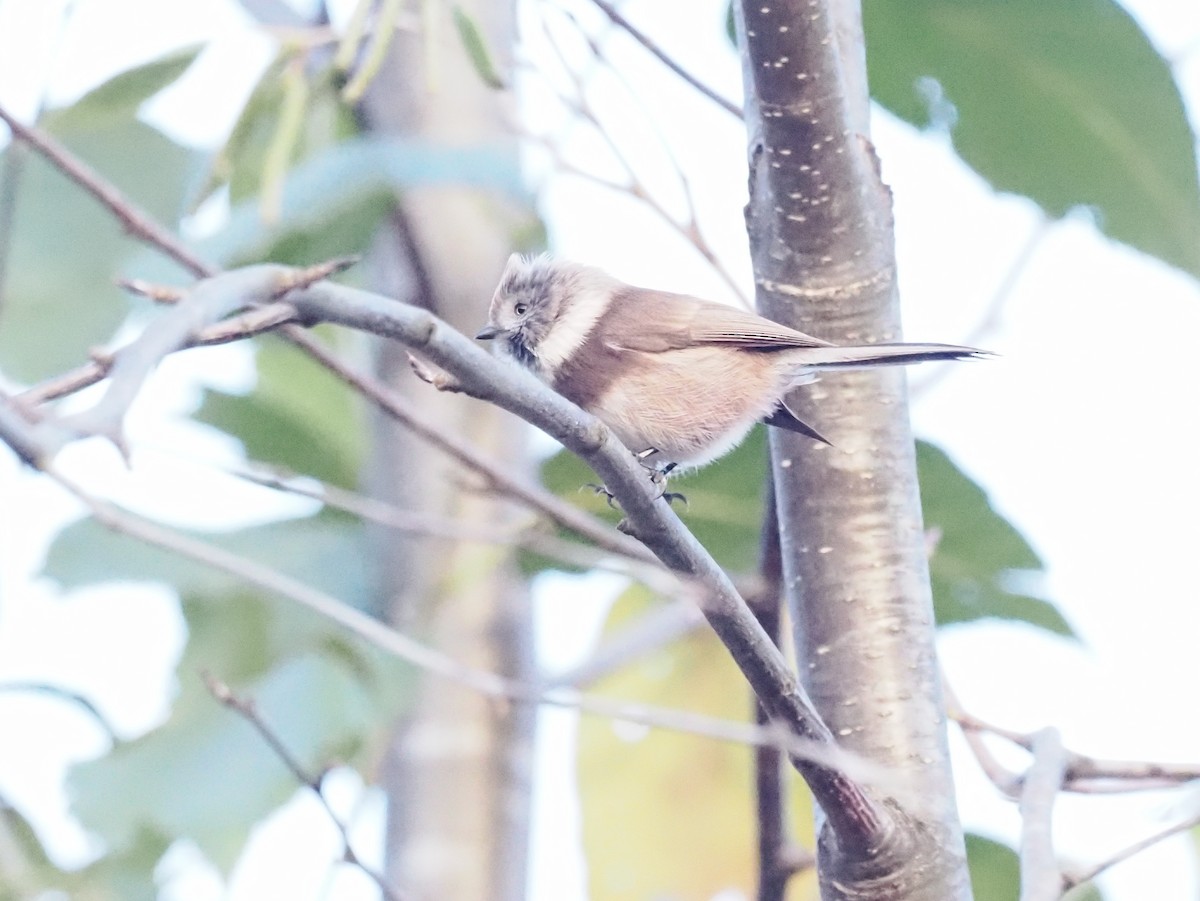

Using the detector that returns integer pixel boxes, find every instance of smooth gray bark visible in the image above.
[735,1,973,898]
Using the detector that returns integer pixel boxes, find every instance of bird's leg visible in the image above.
[584,451,687,511]
[637,452,687,507]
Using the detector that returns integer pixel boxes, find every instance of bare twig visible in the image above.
[281,327,659,565]
[0,681,119,743]
[948,691,1200,794]
[202,673,407,901]
[0,104,211,279]
[1017,728,1067,901]
[753,481,814,899]
[0,388,47,467]
[39,469,900,793]
[531,15,748,305]
[582,0,742,118]
[912,217,1050,397]
[19,301,299,406]
[221,460,675,587]
[0,105,653,568]
[546,600,704,688]
[56,267,299,454]
[1063,808,1200,892]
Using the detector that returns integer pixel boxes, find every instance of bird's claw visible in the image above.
[584,483,621,510]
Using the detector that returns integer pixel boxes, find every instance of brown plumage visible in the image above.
[477,255,986,470]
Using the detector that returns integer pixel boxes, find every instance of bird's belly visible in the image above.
[586,347,787,468]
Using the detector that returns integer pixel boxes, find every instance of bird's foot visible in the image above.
[584,483,621,510]
[646,459,686,507]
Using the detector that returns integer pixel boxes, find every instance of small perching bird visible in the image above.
[477,254,986,475]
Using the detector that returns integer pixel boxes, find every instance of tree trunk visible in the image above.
[357,3,536,899]
[735,1,973,898]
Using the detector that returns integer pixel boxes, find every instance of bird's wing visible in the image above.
[600,289,833,352]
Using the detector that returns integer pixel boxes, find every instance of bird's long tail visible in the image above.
[794,343,990,369]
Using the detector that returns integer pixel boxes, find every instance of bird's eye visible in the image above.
[514,302,529,316]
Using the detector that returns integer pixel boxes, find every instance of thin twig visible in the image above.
[528,16,749,305]
[0,105,652,568]
[219,459,675,587]
[1017,728,1067,901]
[948,689,1200,794]
[1063,808,1200,891]
[280,327,659,565]
[546,600,704,688]
[754,479,814,899]
[583,0,742,118]
[41,469,900,793]
[19,301,299,406]
[0,681,119,743]
[912,217,1050,397]
[201,673,407,901]
[0,103,211,279]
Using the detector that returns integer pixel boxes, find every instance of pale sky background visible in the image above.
[1,0,1199,899]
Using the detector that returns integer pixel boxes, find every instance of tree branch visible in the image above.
[201,673,408,901]
[948,691,1200,794]
[0,260,894,821]
[0,103,211,279]
[583,0,743,118]
[1017,728,1067,901]
[34,467,895,784]
[1062,808,1200,893]
[0,101,656,571]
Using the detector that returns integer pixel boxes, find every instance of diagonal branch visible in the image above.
[1,97,884,852]
[583,0,742,118]
[0,101,653,568]
[40,468,896,789]
[3,263,884,830]
[202,673,408,901]
[1062,808,1200,893]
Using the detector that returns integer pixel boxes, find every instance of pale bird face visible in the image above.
[476,254,561,367]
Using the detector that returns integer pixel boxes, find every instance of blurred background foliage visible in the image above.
[2,0,1197,897]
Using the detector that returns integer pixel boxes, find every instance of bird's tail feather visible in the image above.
[795,343,989,369]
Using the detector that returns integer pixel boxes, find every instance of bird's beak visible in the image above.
[475,324,500,340]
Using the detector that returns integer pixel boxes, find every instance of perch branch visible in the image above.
[1,101,884,846]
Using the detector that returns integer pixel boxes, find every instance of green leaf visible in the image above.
[58,44,202,122]
[452,6,507,89]
[0,53,199,382]
[69,631,396,872]
[864,0,1200,277]
[43,512,369,611]
[578,584,816,900]
[966,834,1018,901]
[194,336,366,488]
[196,135,523,267]
[49,525,415,878]
[198,58,359,209]
[918,441,1072,636]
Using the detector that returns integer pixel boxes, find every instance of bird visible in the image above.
[476,254,985,479]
